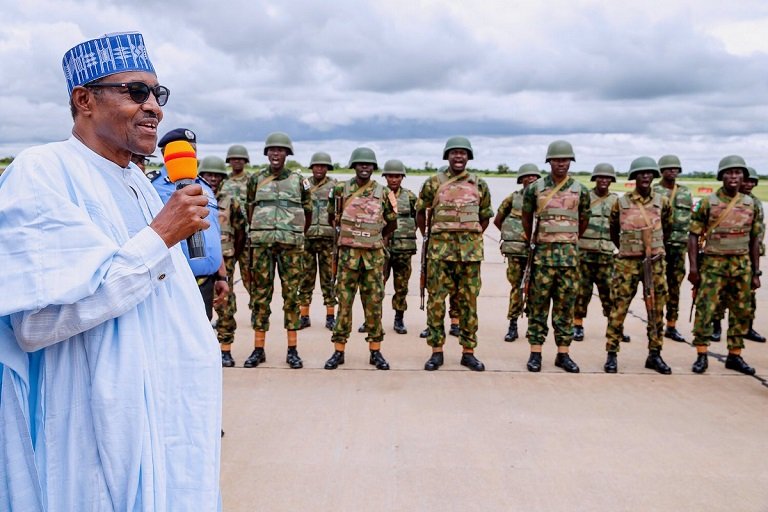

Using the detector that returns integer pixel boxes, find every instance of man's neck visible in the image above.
[593,188,608,197]
[356,177,370,187]
[552,173,568,184]
[270,166,284,176]
[660,178,675,190]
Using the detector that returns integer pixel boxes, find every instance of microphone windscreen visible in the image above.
[164,140,198,182]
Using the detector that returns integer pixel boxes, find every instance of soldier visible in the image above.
[522,140,590,373]
[244,132,312,369]
[603,157,672,374]
[298,152,338,331]
[653,155,693,343]
[324,148,397,370]
[573,163,621,342]
[416,136,493,372]
[493,163,541,342]
[741,167,766,342]
[217,144,254,361]
[689,156,762,375]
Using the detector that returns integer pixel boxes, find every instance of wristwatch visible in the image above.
[755,270,763,277]
[215,274,228,282]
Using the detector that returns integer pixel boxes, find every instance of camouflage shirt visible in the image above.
[522,174,591,267]
[653,182,693,246]
[216,187,247,257]
[328,178,398,270]
[749,192,766,256]
[415,170,494,262]
[221,171,249,219]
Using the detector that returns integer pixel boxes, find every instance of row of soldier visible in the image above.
[136,131,764,375]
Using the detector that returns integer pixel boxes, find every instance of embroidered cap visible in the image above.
[62,31,155,95]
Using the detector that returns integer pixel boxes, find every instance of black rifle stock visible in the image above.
[419,208,432,310]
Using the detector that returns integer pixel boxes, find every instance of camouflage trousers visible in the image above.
[693,262,751,351]
[332,261,385,344]
[215,249,253,344]
[713,290,756,322]
[526,265,577,346]
[663,244,687,323]
[249,245,304,331]
[426,259,481,349]
[574,256,613,319]
[298,237,337,307]
[505,256,527,320]
[606,257,667,353]
[385,251,415,312]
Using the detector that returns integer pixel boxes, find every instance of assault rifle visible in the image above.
[641,228,662,330]
[689,236,706,322]
[331,194,343,291]
[520,214,539,316]
[419,207,432,310]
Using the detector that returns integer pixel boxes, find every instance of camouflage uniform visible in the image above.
[386,187,418,311]
[416,170,494,349]
[329,178,397,344]
[497,191,529,320]
[691,188,761,351]
[247,167,312,331]
[653,183,692,324]
[575,189,618,320]
[214,186,248,344]
[298,175,338,308]
[522,175,591,346]
[605,189,672,353]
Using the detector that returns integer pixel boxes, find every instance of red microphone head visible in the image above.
[164,140,198,182]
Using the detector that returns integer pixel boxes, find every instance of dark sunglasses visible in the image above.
[86,81,170,106]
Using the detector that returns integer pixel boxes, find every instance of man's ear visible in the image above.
[70,86,95,117]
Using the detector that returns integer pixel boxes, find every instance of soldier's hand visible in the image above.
[752,275,761,291]
[214,280,230,306]
[151,185,210,247]
[687,270,700,287]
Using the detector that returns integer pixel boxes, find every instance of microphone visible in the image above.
[164,140,206,259]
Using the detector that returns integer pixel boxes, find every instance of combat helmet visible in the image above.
[198,155,228,176]
[309,151,334,170]
[442,136,474,160]
[658,154,681,171]
[348,147,378,169]
[263,132,294,155]
[382,159,406,175]
[747,166,759,183]
[591,163,616,182]
[717,155,748,180]
[226,144,250,163]
[628,156,661,180]
[545,140,575,162]
[516,163,541,184]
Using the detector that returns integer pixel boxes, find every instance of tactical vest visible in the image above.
[390,189,417,253]
[338,181,386,249]
[704,193,754,255]
[306,177,336,239]
[578,191,617,254]
[536,180,581,243]
[249,171,305,246]
[217,191,235,257]
[431,172,482,233]
[617,193,664,257]
[655,184,692,245]
[500,191,528,256]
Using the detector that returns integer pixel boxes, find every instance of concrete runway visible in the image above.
[219,236,768,512]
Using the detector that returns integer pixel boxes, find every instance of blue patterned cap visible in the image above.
[62,31,155,95]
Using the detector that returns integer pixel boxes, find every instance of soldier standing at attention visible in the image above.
[740,167,766,342]
[298,152,338,331]
[522,140,590,373]
[573,163,621,342]
[417,137,493,372]
[493,163,541,342]
[244,132,312,369]
[324,148,397,370]
[603,157,672,374]
[690,156,762,375]
[653,155,693,343]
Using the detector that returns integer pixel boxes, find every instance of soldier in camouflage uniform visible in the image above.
[323,148,397,370]
[603,157,673,374]
[741,167,766,342]
[416,137,493,372]
[298,152,338,331]
[244,132,312,369]
[573,163,622,342]
[653,155,693,343]
[217,145,253,364]
[493,163,541,342]
[689,156,762,375]
[522,140,590,373]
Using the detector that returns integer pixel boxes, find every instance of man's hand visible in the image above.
[687,269,700,288]
[151,185,210,247]
[214,280,229,307]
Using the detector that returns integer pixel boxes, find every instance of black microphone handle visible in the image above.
[175,179,207,259]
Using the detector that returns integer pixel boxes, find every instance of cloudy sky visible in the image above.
[2,0,768,172]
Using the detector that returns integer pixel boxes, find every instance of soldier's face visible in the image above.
[722,168,744,193]
[200,171,224,192]
[634,171,654,194]
[594,176,612,194]
[266,147,287,170]
[661,168,680,182]
[549,158,571,178]
[447,149,468,173]
[229,158,246,173]
[384,174,403,190]
[311,164,328,181]
[520,175,538,188]
[354,163,374,181]
[740,179,756,194]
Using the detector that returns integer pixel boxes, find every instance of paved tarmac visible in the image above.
[219,235,768,512]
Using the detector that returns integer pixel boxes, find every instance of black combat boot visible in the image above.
[324,350,345,370]
[725,354,756,375]
[645,349,672,375]
[573,325,584,341]
[745,323,766,343]
[504,319,518,342]
[358,323,367,333]
[711,320,721,342]
[424,352,444,371]
[604,352,618,373]
[243,348,266,368]
[526,352,542,372]
[449,323,460,337]
[393,311,407,335]
[325,315,336,330]
[554,353,580,373]
[664,326,687,342]
[299,315,311,330]
[369,350,390,370]
[622,333,631,343]
[286,347,303,369]
[460,353,485,371]
[420,327,429,338]
[221,351,235,368]
[691,353,708,374]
